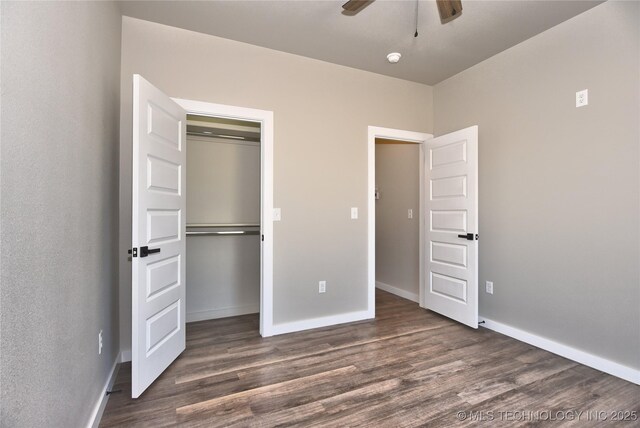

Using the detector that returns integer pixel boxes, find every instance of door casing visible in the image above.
[173,98,275,337]
[367,126,433,316]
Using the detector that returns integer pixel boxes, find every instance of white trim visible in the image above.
[368,126,433,318]
[87,353,121,428]
[186,304,259,323]
[418,144,425,308]
[480,317,640,385]
[172,98,274,337]
[270,310,372,336]
[375,281,419,303]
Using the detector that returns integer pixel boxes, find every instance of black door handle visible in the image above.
[457,233,478,240]
[140,246,160,257]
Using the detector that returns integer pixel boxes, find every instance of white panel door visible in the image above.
[132,75,187,398]
[424,126,478,328]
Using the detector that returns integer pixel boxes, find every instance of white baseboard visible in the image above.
[120,349,131,363]
[480,317,640,385]
[270,310,372,336]
[376,281,419,303]
[186,303,259,323]
[87,352,121,428]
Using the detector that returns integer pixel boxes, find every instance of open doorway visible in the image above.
[185,115,262,324]
[375,138,422,303]
[173,97,275,339]
[367,125,479,329]
[367,126,432,317]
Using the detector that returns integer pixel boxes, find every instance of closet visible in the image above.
[185,114,261,324]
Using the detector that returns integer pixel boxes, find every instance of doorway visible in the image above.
[173,98,275,337]
[367,127,432,316]
[367,125,480,329]
[184,114,262,324]
[375,138,422,304]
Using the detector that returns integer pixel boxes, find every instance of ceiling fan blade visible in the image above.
[437,0,463,23]
[342,0,373,14]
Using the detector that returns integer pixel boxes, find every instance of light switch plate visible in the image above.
[576,89,588,107]
[351,207,358,220]
[408,209,413,219]
[319,281,326,293]
[273,208,281,221]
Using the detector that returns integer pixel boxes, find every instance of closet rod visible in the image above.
[186,230,260,236]
[187,223,260,228]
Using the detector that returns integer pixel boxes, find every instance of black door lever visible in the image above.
[140,246,161,257]
[457,233,478,240]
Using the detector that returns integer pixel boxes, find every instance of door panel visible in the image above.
[431,241,467,267]
[424,126,478,328]
[132,74,187,398]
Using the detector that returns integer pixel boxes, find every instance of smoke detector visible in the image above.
[386,52,402,64]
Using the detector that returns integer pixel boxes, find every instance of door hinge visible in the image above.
[261,234,264,242]
[128,248,138,257]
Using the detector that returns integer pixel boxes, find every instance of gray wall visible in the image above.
[1,2,122,426]
[187,137,260,225]
[186,137,260,320]
[375,141,420,299]
[118,16,433,352]
[434,1,640,369]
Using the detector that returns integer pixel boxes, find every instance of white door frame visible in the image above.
[368,126,433,315]
[173,98,274,337]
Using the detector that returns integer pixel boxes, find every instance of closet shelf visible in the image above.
[186,230,260,236]
[187,223,260,228]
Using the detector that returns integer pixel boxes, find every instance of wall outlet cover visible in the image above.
[273,208,281,221]
[486,281,494,295]
[576,89,588,107]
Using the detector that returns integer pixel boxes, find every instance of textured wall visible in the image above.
[1,2,122,426]
[434,1,640,369]
[118,17,433,352]
[375,142,421,298]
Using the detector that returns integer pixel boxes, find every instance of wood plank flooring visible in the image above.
[101,290,640,427]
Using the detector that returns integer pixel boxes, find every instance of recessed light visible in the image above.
[387,52,402,64]
[202,131,213,134]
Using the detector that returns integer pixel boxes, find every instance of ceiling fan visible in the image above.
[342,0,463,24]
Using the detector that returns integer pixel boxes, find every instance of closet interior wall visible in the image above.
[375,139,421,301]
[186,116,261,323]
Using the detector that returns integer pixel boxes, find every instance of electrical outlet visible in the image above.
[408,209,413,219]
[98,330,103,355]
[273,208,281,221]
[319,280,326,293]
[485,281,494,295]
[351,207,358,220]
[576,89,588,107]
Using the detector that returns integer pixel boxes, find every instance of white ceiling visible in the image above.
[120,0,604,85]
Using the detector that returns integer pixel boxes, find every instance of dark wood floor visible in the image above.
[101,290,639,427]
